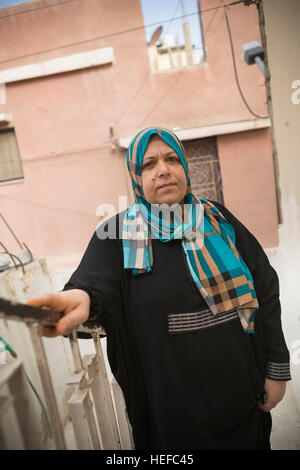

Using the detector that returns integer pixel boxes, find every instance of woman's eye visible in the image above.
[142,161,154,170]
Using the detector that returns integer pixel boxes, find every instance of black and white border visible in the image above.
[168,308,238,334]
[265,361,291,381]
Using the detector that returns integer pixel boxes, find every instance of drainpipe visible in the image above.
[258,0,283,224]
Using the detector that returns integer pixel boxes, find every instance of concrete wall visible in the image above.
[261,0,300,411]
[218,127,278,247]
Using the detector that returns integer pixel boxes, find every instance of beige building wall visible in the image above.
[262,0,300,411]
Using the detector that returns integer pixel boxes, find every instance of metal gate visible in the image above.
[183,136,224,204]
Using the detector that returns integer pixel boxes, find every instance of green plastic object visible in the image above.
[0,335,17,357]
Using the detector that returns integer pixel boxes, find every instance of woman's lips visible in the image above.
[157,183,176,190]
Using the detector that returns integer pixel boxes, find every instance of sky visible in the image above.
[140,0,203,61]
[0,0,32,7]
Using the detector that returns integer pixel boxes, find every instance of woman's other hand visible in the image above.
[26,289,90,337]
[257,378,287,412]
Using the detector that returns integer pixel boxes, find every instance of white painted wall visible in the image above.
[262,0,300,411]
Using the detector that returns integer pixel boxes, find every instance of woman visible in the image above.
[28,127,291,450]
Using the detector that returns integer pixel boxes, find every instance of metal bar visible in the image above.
[68,386,94,450]
[29,323,67,450]
[0,297,104,333]
[167,47,175,68]
[3,359,41,449]
[22,242,33,263]
[67,353,102,449]
[111,377,134,449]
[68,330,83,372]
[0,212,24,250]
[0,241,18,270]
[82,389,102,449]
[90,333,122,449]
[3,253,26,274]
[0,297,62,326]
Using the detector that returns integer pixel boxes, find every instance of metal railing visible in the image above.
[0,319,134,450]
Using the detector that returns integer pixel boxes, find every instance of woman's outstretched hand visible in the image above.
[26,289,90,337]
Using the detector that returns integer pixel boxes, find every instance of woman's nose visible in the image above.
[157,159,169,176]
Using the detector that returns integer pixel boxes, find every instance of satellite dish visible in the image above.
[149,26,163,46]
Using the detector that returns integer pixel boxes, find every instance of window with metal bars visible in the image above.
[183,136,224,203]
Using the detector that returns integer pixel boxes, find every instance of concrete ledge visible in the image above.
[0,113,12,124]
[119,118,271,148]
[0,47,114,84]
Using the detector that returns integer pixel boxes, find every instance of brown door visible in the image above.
[183,136,224,204]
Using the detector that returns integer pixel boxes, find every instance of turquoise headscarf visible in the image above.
[123,127,259,333]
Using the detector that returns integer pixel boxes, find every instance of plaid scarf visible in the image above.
[122,127,259,333]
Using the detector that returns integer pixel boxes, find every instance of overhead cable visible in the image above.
[0,0,76,20]
[0,0,246,66]
[224,6,269,119]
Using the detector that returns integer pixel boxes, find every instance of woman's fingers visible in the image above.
[27,294,67,337]
[39,305,89,337]
[257,379,287,412]
[26,293,67,312]
[56,305,89,336]
[40,325,61,338]
[258,399,274,413]
[38,307,87,338]
[27,290,90,337]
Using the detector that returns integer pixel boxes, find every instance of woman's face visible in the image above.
[141,135,188,205]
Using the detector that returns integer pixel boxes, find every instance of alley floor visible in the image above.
[270,381,300,449]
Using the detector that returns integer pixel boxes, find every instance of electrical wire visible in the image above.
[114,0,256,130]
[0,335,53,439]
[0,335,17,357]
[112,0,183,128]
[224,6,269,119]
[0,0,76,20]
[164,0,181,38]
[0,0,245,67]
[24,370,53,439]
[0,0,266,133]
[132,0,226,130]
[136,69,184,130]
[113,67,151,127]
[203,0,224,35]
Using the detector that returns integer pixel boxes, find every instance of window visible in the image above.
[0,128,24,183]
[183,137,224,203]
[140,0,204,73]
